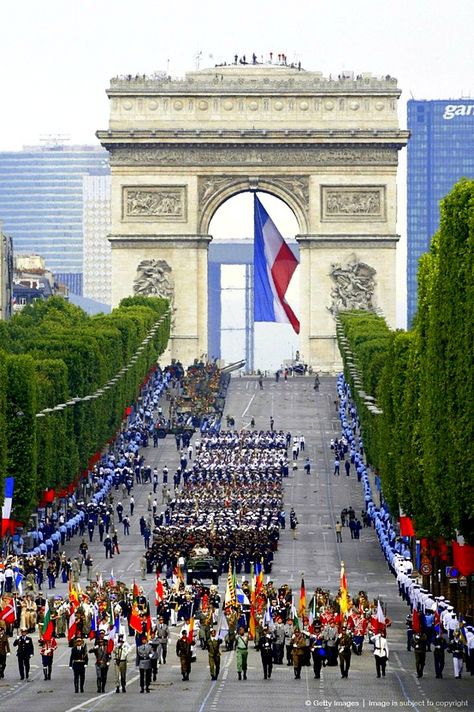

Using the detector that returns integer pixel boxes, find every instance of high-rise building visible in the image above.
[407,99,474,326]
[0,221,13,319]
[0,142,109,295]
[83,174,112,304]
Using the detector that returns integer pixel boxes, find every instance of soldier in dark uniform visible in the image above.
[69,636,88,693]
[412,631,427,678]
[432,631,446,678]
[259,626,274,679]
[13,628,34,680]
[338,626,353,678]
[90,638,110,693]
[207,629,222,680]
[176,630,192,681]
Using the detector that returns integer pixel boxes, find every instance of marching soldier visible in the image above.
[155,616,169,663]
[137,633,153,692]
[90,637,110,693]
[412,630,427,678]
[176,630,192,681]
[338,626,353,678]
[259,626,274,680]
[432,630,446,678]
[310,626,326,679]
[291,629,307,679]
[39,635,57,680]
[69,636,88,693]
[114,633,130,693]
[372,630,389,678]
[13,628,34,680]
[207,628,222,680]
[0,627,10,679]
[235,626,249,680]
[449,630,464,678]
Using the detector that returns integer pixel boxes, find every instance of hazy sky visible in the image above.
[2,1,472,366]
[2,0,472,149]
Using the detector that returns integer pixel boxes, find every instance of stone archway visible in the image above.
[197,176,309,235]
[97,63,408,370]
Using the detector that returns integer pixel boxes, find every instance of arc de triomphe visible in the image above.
[97,64,408,370]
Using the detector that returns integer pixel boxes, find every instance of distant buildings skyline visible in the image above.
[0,143,109,296]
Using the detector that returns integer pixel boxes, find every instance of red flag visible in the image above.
[132,580,140,600]
[412,609,421,634]
[0,597,16,624]
[129,602,143,634]
[68,604,77,642]
[155,577,164,606]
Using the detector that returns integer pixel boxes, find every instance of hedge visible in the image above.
[0,296,170,524]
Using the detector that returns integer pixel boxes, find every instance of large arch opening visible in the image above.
[208,191,300,372]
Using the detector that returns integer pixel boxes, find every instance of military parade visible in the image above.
[0,362,472,712]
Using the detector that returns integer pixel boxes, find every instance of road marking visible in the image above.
[241,393,256,418]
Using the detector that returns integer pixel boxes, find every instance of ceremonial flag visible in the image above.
[1,478,14,536]
[253,193,300,334]
[107,603,120,653]
[225,561,237,607]
[97,572,103,589]
[89,603,98,640]
[68,603,77,642]
[13,567,23,595]
[291,599,300,630]
[298,576,306,618]
[187,616,195,644]
[69,580,80,609]
[109,569,115,587]
[236,584,250,607]
[339,561,349,617]
[249,563,256,640]
[434,605,441,634]
[371,599,386,634]
[255,559,264,595]
[412,608,421,634]
[264,598,274,628]
[155,576,165,606]
[129,602,143,634]
[376,600,385,628]
[132,580,140,600]
[41,599,54,641]
[0,596,16,624]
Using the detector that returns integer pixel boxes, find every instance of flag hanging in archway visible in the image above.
[253,193,300,334]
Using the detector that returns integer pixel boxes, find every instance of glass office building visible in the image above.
[0,143,109,295]
[407,99,474,326]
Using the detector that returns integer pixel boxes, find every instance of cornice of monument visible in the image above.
[107,65,402,97]
[97,128,409,143]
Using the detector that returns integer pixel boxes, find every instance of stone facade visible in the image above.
[97,64,408,370]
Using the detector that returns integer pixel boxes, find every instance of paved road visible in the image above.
[1,375,471,712]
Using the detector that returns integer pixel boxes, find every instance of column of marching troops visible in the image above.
[1,366,473,695]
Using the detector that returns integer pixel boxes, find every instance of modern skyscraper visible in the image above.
[0,142,109,295]
[407,99,474,326]
[82,174,112,304]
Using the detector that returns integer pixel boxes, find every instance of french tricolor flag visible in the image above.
[253,194,300,334]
